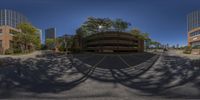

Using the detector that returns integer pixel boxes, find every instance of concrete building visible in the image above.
[187,11,200,47]
[0,9,28,52]
[84,31,144,53]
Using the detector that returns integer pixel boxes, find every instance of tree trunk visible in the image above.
[20,44,24,53]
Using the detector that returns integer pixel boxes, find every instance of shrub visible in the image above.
[5,48,14,55]
[71,48,82,53]
[58,46,66,52]
[13,48,22,54]
[183,50,191,54]
[41,44,47,50]
[183,46,192,54]
[192,45,200,49]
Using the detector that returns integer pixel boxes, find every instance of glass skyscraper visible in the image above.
[45,28,56,49]
[0,9,28,28]
[45,28,56,40]
[187,11,200,47]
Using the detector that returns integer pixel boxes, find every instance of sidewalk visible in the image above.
[0,51,43,59]
[170,50,200,60]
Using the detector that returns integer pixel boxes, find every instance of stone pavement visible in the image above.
[0,52,199,100]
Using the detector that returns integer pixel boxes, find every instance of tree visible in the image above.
[76,17,131,38]
[130,29,151,41]
[13,23,40,53]
[76,26,89,38]
[130,28,160,51]
[45,38,56,49]
[83,17,113,33]
[112,18,131,32]
[130,28,141,37]
[76,17,113,50]
[130,29,152,51]
[66,37,73,51]
[142,33,151,50]
[183,46,192,54]
[74,28,84,49]
[56,35,74,52]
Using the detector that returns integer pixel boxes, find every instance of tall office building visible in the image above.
[45,28,56,49]
[36,29,42,44]
[187,11,200,47]
[0,9,29,51]
[45,28,56,41]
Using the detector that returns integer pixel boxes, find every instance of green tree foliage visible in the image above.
[84,17,113,32]
[130,28,142,38]
[66,38,73,49]
[130,28,149,40]
[142,33,151,49]
[112,18,131,32]
[183,46,192,54]
[13,23,41,53]
[130,28,158,50]
[57,35,74,52]
[77,17,131,37]
[45,38,56,49]
[76,26,89,38]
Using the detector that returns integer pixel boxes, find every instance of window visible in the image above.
[9,29,17,34]
[191,41,200,47]
[190,30,200,37]
[0,29,2,34]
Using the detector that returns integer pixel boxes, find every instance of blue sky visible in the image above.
[0,0,200,46]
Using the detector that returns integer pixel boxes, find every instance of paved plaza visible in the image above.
[0,51,199,100]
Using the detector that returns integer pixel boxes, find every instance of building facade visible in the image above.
[36,29,42,44]
[45,28,56,49]
[0,9,29,52]
[187,11,200,47]
[84,31,144,53]
[45,28,56,41]
[0,9,28,28]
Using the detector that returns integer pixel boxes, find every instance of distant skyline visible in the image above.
[0,0,200,45]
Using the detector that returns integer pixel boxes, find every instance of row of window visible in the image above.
[9,29,17,34]
[187,11,200,31]
[0,20,22,27]
[191,41,200,47]
[0,9,28,28]
[0,29,17,34]
[190,30,200,37]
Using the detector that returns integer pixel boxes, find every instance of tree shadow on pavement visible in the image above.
[0,52,200,99]
[74,53,200,99]
[74,53,158,82]
[0,53,95,99]
[116,54,200,99]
